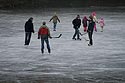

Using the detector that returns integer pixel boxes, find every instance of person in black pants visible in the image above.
[72,15,81,40]
[24,17,34,45]
[87,15,95,46]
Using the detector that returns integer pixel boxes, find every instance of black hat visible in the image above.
[42,21,46,25]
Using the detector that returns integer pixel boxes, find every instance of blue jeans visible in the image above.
[25,32,32,45]
[41,38,51,52]
[73,28,80,39]
[53,22,57,31]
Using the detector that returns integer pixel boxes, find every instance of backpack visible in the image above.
[39,27,48,35]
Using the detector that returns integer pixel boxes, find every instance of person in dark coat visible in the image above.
[72,15,81,40]
[24,17,34,45]
[87,15,95,46]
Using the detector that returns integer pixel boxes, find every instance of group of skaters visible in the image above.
[72,12,105,46]
[24,14,60,54]
[24,12,105,54]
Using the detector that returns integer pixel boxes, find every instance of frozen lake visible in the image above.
[0,7,125,83]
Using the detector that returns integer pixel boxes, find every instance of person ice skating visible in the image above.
[38,22,52,54]
[99,17,105,32]
[82,16,88,32]
[87,15,95,46]
[24,17,34,45]
[91,12,98,32]
[49,13,60,31]
[72,15,81,40]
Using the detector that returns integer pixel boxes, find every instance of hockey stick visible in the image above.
[79,32,89,41]
[52,34,62,38]
[80,32,88,36]
[82,36,89,41]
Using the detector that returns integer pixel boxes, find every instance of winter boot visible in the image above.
[77,38,81,40]
[48,49,51,53]
[72,38,76,40]
[41,49,44,54]
[88,44,92,46]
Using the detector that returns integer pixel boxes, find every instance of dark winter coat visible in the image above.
[88,20,95,32]
[72,18,81,29]
[25,20,34,33]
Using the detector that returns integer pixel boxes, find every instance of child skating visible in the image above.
[82,16,88,32]
[99,17,105,32]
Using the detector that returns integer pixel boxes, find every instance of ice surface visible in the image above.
[0,7,125,83]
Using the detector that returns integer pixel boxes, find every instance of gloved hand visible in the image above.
[49,36,52,39]
[38,37,40,39]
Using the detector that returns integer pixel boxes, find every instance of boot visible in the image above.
[48,49,51,53]
[41,49,44,54]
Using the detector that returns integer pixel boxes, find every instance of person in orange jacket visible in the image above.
[38,22,52,54]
